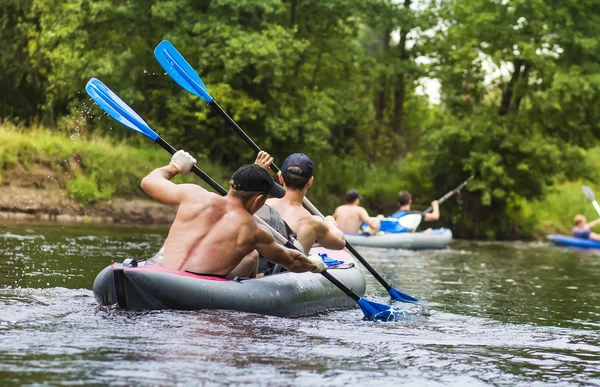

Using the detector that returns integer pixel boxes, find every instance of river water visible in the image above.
[1,223,599,386]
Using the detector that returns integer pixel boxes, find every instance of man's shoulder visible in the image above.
[351,205,367,214]
[179,184,213,199]
[334,204,350,212]
[265,197,279,205]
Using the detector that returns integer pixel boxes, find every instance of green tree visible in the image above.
[423,0,600,238]
[0,0,46,121]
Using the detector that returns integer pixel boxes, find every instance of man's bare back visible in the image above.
[141,150,326,278]
[163,188,261,275]
[333,190,381,234]
[333,204,370,234]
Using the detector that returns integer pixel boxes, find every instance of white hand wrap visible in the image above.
[309,255,327,273]
[170,150,196,175]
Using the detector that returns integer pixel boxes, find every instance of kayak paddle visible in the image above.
[582,185,600,216]
[85,77,406,321]
[153,40,418,304]
[423,175,474,213]
[373,213,424,232]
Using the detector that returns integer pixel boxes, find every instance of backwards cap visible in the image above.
[281,153,313,178]
[231,164,285,198]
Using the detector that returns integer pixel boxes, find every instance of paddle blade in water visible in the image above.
[154,40,213,103]
[357,298,412,321]
[86,78,159,141]
[388,287,419,303]
[582,185,596,201]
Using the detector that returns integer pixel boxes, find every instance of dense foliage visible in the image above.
[2,0,600,238]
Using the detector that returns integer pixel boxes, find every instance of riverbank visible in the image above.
[3,123,600,237]
[0,123,226,225]
[0,185,176,224]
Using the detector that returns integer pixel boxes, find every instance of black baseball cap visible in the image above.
[231,164,285,198]
[281,153,313,177]
[345,189,362,203]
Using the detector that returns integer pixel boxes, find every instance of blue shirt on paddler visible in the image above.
[572,228,591,239]
[389,210,407,218]
[377,210,407,233]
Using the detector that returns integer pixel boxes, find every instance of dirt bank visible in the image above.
[0,185,176,225]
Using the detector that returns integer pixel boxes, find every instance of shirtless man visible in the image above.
[265,153,346,253]
[140,150,326,278]
[333,190,382,235]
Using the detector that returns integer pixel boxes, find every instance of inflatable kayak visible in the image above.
[93,247,366,317]
[345,228,452,249]
[546,234,600,249]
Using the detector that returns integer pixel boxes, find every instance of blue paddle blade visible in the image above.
[85,78,159,141]
[388,287,419,303]
[357,298,410,321]
[582,185,596,201]
[154,40,213,103]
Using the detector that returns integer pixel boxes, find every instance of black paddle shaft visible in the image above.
[209,100,282,174]
[154,136,363,302]
[155,137,227,196]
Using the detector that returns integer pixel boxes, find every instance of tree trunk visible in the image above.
[290,0,297,27]
[512,63,530,112]
[374,28,391,130]
[499,58,528,115]
[392,0,411,155]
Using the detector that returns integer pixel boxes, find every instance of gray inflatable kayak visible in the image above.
[344,228,453,249]
[93,247,366,317]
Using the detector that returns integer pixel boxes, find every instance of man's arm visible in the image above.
[314,216,346,250]
[359,208,380,232]
[140,150,205,205]
[254,226,326,273]
[585,218,600,229]
[424,200,440,222]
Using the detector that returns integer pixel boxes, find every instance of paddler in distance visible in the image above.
[378,191,440,233]
[572,214,600,241]
[140,149,326,279]
[333,190,383,235]
[391,191,439,222]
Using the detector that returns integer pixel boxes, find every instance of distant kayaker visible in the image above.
[572,214,600,240]
[333,190,383,235]
[265,153,346,253]
[390,191,440,222]
[140,150,326,279]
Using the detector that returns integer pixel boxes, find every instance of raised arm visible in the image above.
[315,216,346,250]
[254,226,326,273]
[424,200,440,222]
[140,150,205,205]
[585,218,600,229]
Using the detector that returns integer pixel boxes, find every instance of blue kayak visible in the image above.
[546,234,600,249]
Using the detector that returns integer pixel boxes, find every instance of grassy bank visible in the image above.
[0,123,229,204]
[3,123,599,239]
[517,181,600,238]
[515,147,600,238]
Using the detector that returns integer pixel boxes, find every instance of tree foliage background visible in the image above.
[2,0,600,238]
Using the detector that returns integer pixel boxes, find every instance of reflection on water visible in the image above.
[1,224,599,385]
